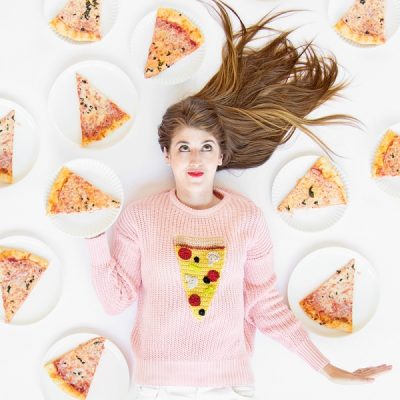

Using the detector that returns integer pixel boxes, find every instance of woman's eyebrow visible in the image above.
[175,140,216,145]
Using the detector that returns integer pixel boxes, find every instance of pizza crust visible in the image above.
[47,167,72,214]
[44,362,86,400]
[299,300,352,332]
[314,157,347,203]
[334,19,384,45]
[157,8,204,45]
[81,113,130,146]
[0,171,12,184]
[174,236,225,249]
[0,247,48,270]
[372,129,397,177]
[50,17,101,42]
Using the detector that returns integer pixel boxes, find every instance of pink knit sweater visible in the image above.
[86,187,329,386]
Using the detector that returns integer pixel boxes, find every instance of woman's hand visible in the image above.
[322,363,392,384]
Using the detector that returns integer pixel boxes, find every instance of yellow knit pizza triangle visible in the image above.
[173,236,225,321]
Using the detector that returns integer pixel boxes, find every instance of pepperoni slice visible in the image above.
[188,294,201,306]
[207,270,219,282]
[178,247,192,260]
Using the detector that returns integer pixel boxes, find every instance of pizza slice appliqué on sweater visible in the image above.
[174,236,225,320]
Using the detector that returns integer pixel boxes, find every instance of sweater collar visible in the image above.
[169,187,230,216]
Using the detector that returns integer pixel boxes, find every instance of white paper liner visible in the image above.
[45,158,124,238]
[0,98,39,189]
[44,0,119,45]
[0,234,63,325]
[287,245,379,337]
[130,2,207,85]
[328,0,400,48]
[271,154,350,232]
[370,122,400,198]
[48,59,137,150]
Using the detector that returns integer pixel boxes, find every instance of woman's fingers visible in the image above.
[353,364,392,376]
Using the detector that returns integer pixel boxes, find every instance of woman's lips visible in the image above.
[187,171,204,177]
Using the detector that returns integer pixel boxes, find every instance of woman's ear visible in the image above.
[218,153,223,166]
[163,147,170,165]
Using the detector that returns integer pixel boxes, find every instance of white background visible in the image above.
[0,0,399,399]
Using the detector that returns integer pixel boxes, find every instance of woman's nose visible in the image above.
[189,150,201,166]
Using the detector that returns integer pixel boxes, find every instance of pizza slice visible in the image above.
[144,8,204,78]
[0,247,48,323]
[372,129,400,177]
[174,236,225,320]
[299,258,355,332]
[334,0,385,45]
[0,110,16,184]
[47,166,120,214]
[277,156,347,213]
[44,336,105,400]
[76,74,130,146]
[50,0,102,42]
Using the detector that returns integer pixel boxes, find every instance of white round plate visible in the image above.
[45,158,124,238]
[0,234,62,325]
[41,332,130,400]
[271,154,349,232]
[288,246,379,337]
[371,122,400,197]
[48,60,137,149]
[130,3,206,85]
[44,0,119,44]
[328,0,400,47]
[0,99,39,188]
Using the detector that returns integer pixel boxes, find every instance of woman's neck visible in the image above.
[175,187,222,210]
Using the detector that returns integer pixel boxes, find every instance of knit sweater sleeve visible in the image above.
[85,205,141,315]
[244,209,330,371]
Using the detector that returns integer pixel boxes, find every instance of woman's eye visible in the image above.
[179,145,189,152]
[202,144,212,151]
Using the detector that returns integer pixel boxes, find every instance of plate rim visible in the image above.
[45,157,124,238]
[42,0,121,45]
[130,1,207,85]
[271,153,349,232]
[0,97,40,189]
[40,331,130,400]
[0,233,63,326]
[327,0,400,48]
[47,58,138,150]
[287,244,380,338]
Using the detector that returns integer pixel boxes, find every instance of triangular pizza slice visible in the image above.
[44,337,106,400]
[277,156,347,213]
[50,0,102,42]
[47,166,120,214]
[0,247,48,323]
[372,129,400,177]
[0,110,16,184]
[334,0,385,45]
[144,8,204,78]
[76,74,130,146]
[174,236,225,320]
[299,258,355,332]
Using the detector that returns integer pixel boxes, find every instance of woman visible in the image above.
[86,1,390,398]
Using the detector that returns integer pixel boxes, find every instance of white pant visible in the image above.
[132,384,257,399]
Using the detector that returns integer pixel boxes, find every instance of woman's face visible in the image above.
[163,126,223,191]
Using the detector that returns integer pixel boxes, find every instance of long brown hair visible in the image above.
[158,0,357,170]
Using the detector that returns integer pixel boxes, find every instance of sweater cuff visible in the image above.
[292,336,330,371]
[85,233,111,266]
